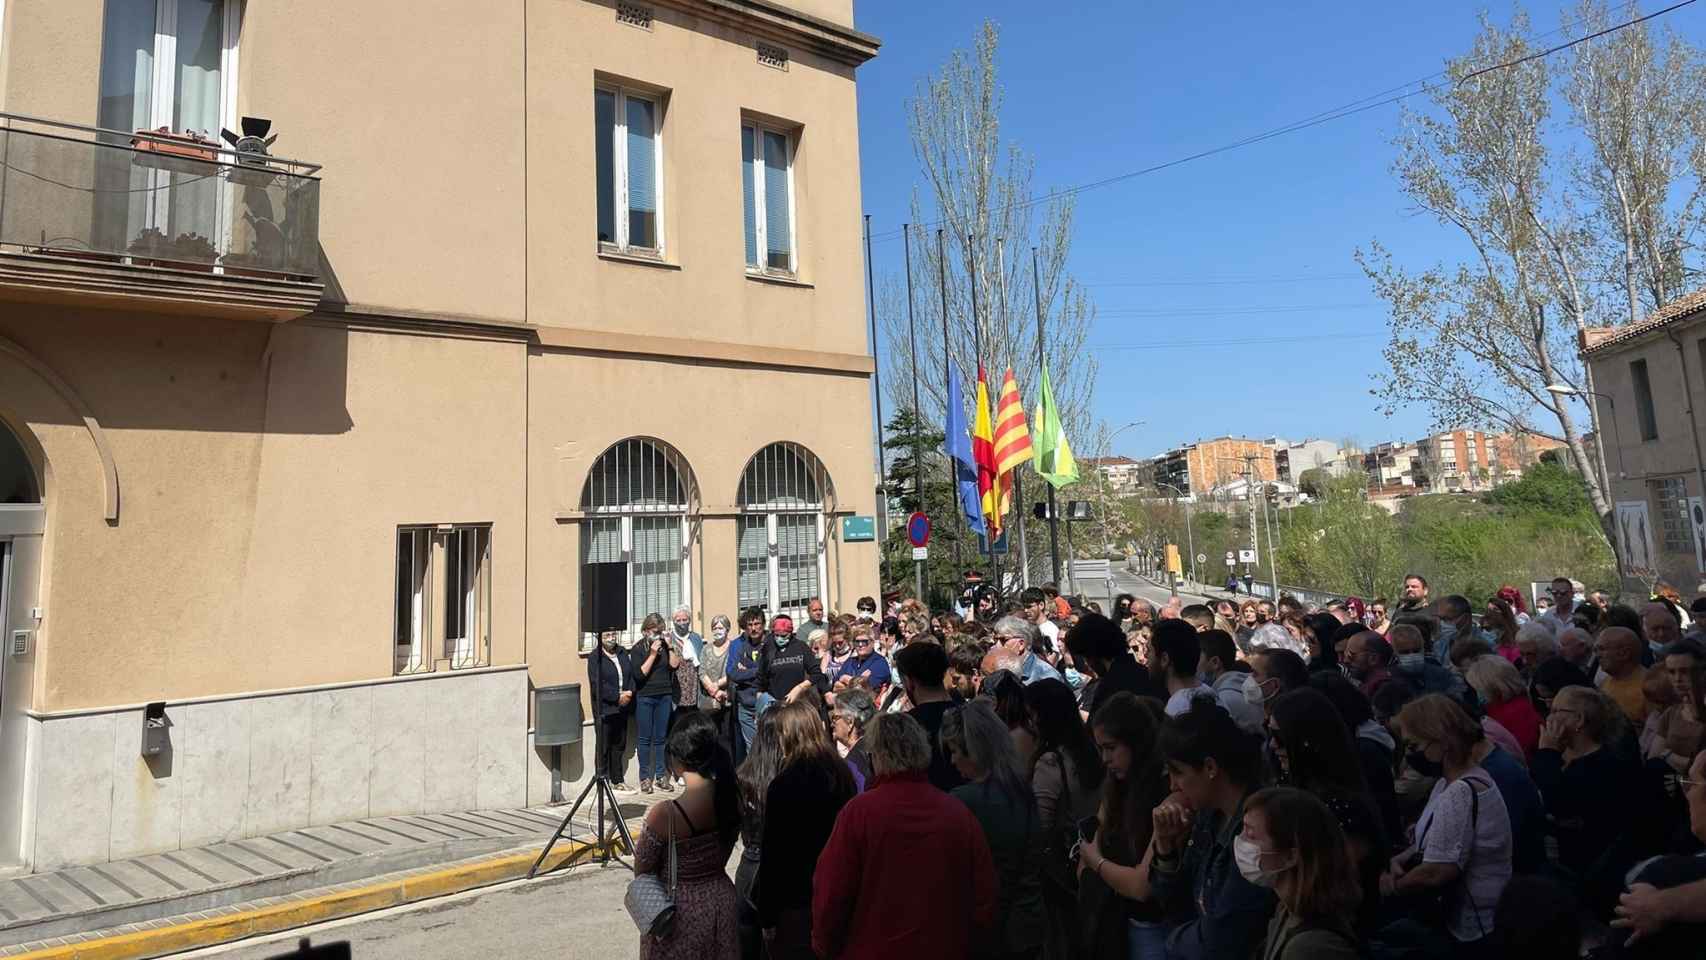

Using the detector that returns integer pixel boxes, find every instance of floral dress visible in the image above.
[635,800,738,960]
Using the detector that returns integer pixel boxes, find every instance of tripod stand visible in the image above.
[529,638,636,879]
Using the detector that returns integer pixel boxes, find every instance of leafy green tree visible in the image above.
[879,407,984,606]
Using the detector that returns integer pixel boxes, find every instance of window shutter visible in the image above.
[762,130,790,270]
[626,96,658,247]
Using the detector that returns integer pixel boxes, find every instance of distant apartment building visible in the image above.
[1363,441,1421,492]
[1582,291,1706,591]
[1083,456,1144,493]
[1413,429,1565,493]
[1273,438,1345,484]
[1134,437,1275,497]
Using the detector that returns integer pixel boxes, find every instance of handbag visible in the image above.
[624,806,678,938]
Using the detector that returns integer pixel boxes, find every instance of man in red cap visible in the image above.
[758,613,829,710]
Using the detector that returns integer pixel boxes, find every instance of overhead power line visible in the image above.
[1083,273,1364,287]
[869,0,1693,245]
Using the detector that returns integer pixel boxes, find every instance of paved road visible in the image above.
[177,863,642,960]
[1106,566,1214,610]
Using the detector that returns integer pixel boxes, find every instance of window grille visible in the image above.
[757,42,789,70]
[616,2,653,29]
[737,443,832,620]
[580,438,696,643]
[1653,476,1690,554]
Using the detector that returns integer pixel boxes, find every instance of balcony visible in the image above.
[0,112,322,322]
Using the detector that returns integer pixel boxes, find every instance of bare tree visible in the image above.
[876,21,1098,449]
[1565,0,1706,323]
[1358,13,1620,557]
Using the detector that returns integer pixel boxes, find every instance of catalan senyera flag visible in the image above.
[971,366,1000,534]
[991,369,1034,530]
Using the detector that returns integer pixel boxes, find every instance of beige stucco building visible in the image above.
[0,0,879,871]
[1583,291,1706,594]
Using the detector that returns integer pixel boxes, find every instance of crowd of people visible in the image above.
[607,573,1706,960]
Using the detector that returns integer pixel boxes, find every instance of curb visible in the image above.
[7,836,623,960]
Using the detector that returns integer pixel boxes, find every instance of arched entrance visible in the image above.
[0,416,44,867]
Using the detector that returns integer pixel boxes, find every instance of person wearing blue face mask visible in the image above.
[1390,623,1470,702]
[1433,595,1475,666]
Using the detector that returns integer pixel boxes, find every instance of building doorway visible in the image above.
[0,417,44,867]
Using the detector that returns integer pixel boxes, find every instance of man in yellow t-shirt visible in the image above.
[1596,626,1649,726]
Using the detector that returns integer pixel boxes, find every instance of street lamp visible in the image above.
[1545,383,1625,487]
[1096,420,1147,553]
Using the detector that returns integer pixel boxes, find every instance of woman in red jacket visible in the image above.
[811,712,997,959]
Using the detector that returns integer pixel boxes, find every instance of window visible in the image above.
[742,123,795,274]
[394,525,491,675]
[1631,358,1660,441]
[737,443,831,619]
[443,526,492,668]
[1653,476,1691,554]
[595,85,662,253]
[95,0,240,251]
[580,439,695,646]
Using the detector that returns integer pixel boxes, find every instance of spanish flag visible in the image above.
[971,367,999,534]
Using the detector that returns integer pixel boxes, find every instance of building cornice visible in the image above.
[652,0,880,67]
[534,325,875,375]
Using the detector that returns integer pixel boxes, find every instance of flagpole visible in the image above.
[937,229,962,575]
[864,215,888,595]
[1032,246,1062,587]
[968,233,1001,600]
[903,224,926,604]
[997,238,1030,589]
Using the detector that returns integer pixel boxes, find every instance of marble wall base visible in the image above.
[24,666,528,871]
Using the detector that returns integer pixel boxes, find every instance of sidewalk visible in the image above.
[0,800,643,959]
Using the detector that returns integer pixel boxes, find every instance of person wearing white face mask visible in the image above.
[698,614,734,742]
[1241,787,1365,959]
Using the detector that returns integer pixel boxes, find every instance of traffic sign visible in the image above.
[906,512,931,548]
[1196,553,1207,565]
[911,546,929,560]
[1238,548,1258,564]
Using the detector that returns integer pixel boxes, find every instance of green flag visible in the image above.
[1031,365,1079,488]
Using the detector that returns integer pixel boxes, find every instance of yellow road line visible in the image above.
[11,838,621,960]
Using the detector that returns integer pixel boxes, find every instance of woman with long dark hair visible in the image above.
[941,699,1048,959]
[757,700,857,958]
[1242,787,1365,958]
[1083,698,1276,959]
[1023,677,1105,959]
[633,712,740,959]
[1266,688,1390,933]
[734,713,782,960]
[1075,692,1171,959]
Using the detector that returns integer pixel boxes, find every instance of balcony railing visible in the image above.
[0,111,320,278]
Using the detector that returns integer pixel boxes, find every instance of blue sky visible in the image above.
[853,0,1706,460]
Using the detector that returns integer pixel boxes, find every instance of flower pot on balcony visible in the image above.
[131,128,219,176]
[128,228,218,272]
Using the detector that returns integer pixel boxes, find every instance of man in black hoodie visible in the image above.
[757,613,828,707]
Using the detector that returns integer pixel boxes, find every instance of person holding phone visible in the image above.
[1076,692,1170,959]
[631,613,681,795]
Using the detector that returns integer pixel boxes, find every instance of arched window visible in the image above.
[580,438,696,642]
[736,443,832,620]
[1,420,39,505]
